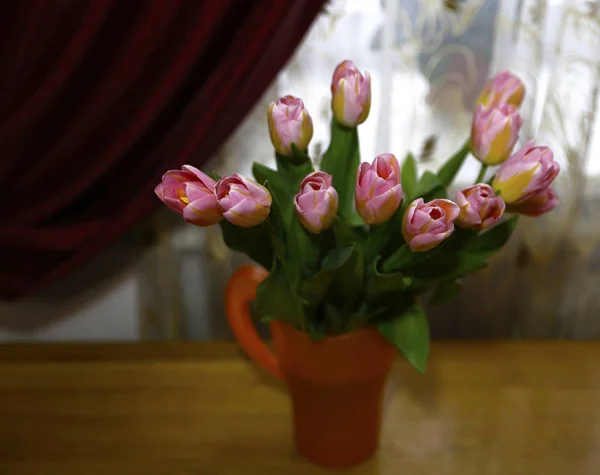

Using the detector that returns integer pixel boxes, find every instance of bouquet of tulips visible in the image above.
[156,62,560,372]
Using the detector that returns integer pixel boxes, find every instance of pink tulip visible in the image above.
[507,187,559,217]
[215,174,272,227]
[492,141,560,206]
[155,165,222,227]
[330,60,360,94]
[267,95,313,156]
[455,184,505,230]
[355,153,403,225]
[402,199,460,252]
[471,104,523,165]
[331,60,371,127]
[477,70,525,109]
[294,171,339,234]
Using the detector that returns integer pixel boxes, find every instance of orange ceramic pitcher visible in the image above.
[226,265,397,468]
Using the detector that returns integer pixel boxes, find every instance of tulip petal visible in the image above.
[508,187,558,217]
[430,199,460,221]
[183,197,223,226]
[155,184,184,214]
[409,232,446,252]
[411,209,433,230]
[471,104,522,165]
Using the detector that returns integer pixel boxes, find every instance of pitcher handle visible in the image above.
[225,265,283,379]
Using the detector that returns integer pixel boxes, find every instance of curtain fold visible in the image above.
[0,0,326,300]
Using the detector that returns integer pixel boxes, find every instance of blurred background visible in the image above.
[1,0,599,341]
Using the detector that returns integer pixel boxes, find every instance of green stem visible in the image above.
[475,164,488,184]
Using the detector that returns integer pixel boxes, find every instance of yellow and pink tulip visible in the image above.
[455,184,505,230]
[267,95,313,156]
[507,188,558,217]
[492,141,560,216]
[294,172,338,234]
[471,103,523,166]
[154,165,222,227]
[355,153,403,225]
[402,199,460,252]
[331,60,371,128]
[215,174,272,227]
[477,70,525,109]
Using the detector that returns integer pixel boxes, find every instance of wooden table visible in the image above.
[1,342,600,474]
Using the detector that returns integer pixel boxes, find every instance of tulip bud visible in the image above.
[402,198,460,252]
[471,104,523,165]
[455,184,505,230]
[331,60,360,94]
[267,95,313,156]
[155,165,222,227]
[477,70,525,109]
[331,60,371,127]
[215,174,272,227]
[355,153,403,225]
[294,171,339,234]
[492,141,560,206]
[507,187,559,217]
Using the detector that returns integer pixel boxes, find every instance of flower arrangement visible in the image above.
[156,61,560,373]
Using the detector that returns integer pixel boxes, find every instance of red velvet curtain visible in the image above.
[0,0,326,300]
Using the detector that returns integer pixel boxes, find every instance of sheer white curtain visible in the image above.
[141,0,600,339]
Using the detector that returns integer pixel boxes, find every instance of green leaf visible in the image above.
[415,171,441,197]
[410,217,519,284]
[464,216,519,257]
[366,259,412,301]
[320,119,360,220]
[415,171,447,201]
[261,183,287,263]
[401,219,518,289]
[380,200,408,259]
[336,244,364,298]
[287,212,321,282]
[253,159,309,229]
[430,279,462,305]
[252,163,287,205]
[208,171,221,181]
[301,245,355,309]
[448,253,489,278]
[218,220,273,270]
[363,219,392,263]
[401,153,418,200]
[325,245,364,315]
[399,227,472,276]
[377,302,430,373]
[411,250,488,283]
[381,245,412,272]
[404,228,484,283]
[437,141,470,187]
[322,245,355,270]
[255,259,305,328]
[381,244,441,273]
[441,226,479,251]
[301,271,334,310]
[332,216,358,247]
